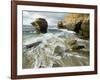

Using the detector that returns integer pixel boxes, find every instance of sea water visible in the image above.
[22,25,89,68]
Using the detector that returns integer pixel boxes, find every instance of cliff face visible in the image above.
[62,13,89,30]
[58,13,90,39]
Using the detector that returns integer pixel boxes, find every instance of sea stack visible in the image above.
[31,18,48,34]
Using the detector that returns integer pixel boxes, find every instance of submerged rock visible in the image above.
[71,45,85,51]
[68,40,77,45]
[25,41,42,49]
[66,39,86,51]
[54,46,65,56]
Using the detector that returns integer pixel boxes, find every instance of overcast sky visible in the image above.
[22,11,67,26]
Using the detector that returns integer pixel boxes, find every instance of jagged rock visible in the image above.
[80,20,89,39]
[71,45,85,51]
[74,21,82,33]
[31,18,48,33]
[68,40,77,45]
[67,39,85,51]
[59,13,90,39]
[57,21,64,29]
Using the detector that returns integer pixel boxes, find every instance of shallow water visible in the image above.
[22,28,89,69]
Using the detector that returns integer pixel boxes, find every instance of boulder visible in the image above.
[54,46,65,56]
[25,41,42,49]
[67,39,85,51]
[57,21,64,29]
[71,45,85,51]
[31,18,48,33]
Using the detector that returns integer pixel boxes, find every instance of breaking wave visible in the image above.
[22,29,89,68]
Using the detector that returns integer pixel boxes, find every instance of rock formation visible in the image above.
[57,13,90,39]
[57,21,64,29]
[31,18,48,33]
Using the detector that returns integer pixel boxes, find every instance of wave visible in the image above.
[22,29,89,68]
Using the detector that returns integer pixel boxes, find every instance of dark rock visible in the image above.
[57,21,64,29]
[80,20,89,39]
[31,18,48,33]
[74,21,82,33]
[71,44,85,51]
[53,63,61,67]
[54,46,65,56]
[68,40,77,45]
[68,40,85,51]
[76,45,85,49]
[25,41,42,49]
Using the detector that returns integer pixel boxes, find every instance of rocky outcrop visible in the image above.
[57,13,90,39]
[57,21,64,29]
[67,39,85,51]
[31,18,48,33]
[80,20,89,39]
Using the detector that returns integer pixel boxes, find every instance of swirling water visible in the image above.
[22,28,89,69]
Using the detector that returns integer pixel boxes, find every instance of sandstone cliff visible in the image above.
[58,13,90,39]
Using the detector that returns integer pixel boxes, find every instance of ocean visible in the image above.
[22,25,89,68]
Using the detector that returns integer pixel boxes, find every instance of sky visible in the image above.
[22,11,67,27]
